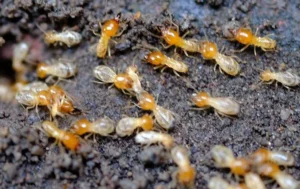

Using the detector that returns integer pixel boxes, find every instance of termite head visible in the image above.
[257,162,280,178]
[178,166,196,185]
[62,132,80,151]
[138,92,156,110]
[44,31,57,44]
[37,62,48,78]
[199,41,218,59]
[114,73,134,89]
[191,92,210,107]
[140,114,154,131]
[160,27,180,45]
[59,98,75,113]
[12,81,27,92]
[103,14,121,37]
[71,118,91,135]
[260,70,273,82]
[250,148,269,164]
[233,27,253,45]
[144,51,164,66]
[230,157,251,175]
[38,90,52,106]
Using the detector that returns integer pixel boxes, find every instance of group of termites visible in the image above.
[0,10,299,188]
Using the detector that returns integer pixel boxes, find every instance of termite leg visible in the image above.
[213,64,218,73]
[182,31,190,39]
[115,26,126,37]
[183,50,190,57]
[154,65,164,70]
[168,13,180,34]
[35,105,41,120]
[108,45,111,57]
[173,70,181,77]
[233,44,250,53]
[98,21,103,29]
[160,66,167,73]
[218,66,224,75]
[89,28,101,36]
[160,42,172,49]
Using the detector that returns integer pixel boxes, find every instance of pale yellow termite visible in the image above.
[192,92,240,116]
[37,60,78,79]
[211,145,250,176]
[71,117,115,137]
[12,42,30,72]
[171,146,196,186]
[126,65,144,95]
[116,114,153,137]
[250,148,295,166]
[199,41,240,76]
[144,51,188,74]
[208,177,248,189]
[245,173,266,189]
[135,131,174,149]
[137,91,176,129]
[92,13,122,58]
[260,69,300,87]
[257,162,299,189]
[36,23,82,47]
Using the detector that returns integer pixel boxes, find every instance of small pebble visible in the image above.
[280,108,292,120]
[3,163,17,181]
[31,145,45,156]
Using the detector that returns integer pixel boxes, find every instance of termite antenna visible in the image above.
[132,53,139,65]
[143,27,162,39]
[183,78,198,92]
[203,28,209,42]
[35,23,47,35]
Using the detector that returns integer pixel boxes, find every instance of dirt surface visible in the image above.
[0,0,300,188]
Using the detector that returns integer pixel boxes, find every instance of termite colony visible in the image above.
[209,145,299,189]
[0,6,299,188]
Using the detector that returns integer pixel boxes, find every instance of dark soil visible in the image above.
[0,0,300,188]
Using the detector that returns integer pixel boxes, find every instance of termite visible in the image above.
[192,92,240,117]
[93,65,133,91]
[135,131,174,149]
[144,51,188,74]
[71,117,115,137]
[125,65,143,94]
[260,69,300,87]
[0,83,14,102]
[160,26,200,56]
[171,146,196,186]
[257,162,299,189]
[250,148,295,166]
[47,85,76,117]
[15,82,51,113]
[116,114,153,137]
[230,27,276,56]
[208,177,248,189]
[199,41,240,76]
[16,89,51,109]
[91,13,123,58]
[37,24,82,47]
[21,81,49,93]
[12,42,30,72]
[42,121,80,151]
[12,81,27,93]
[137,91,175,130]
[244,173,266,189]
[37,60,78,79]
[211,145,250,176]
